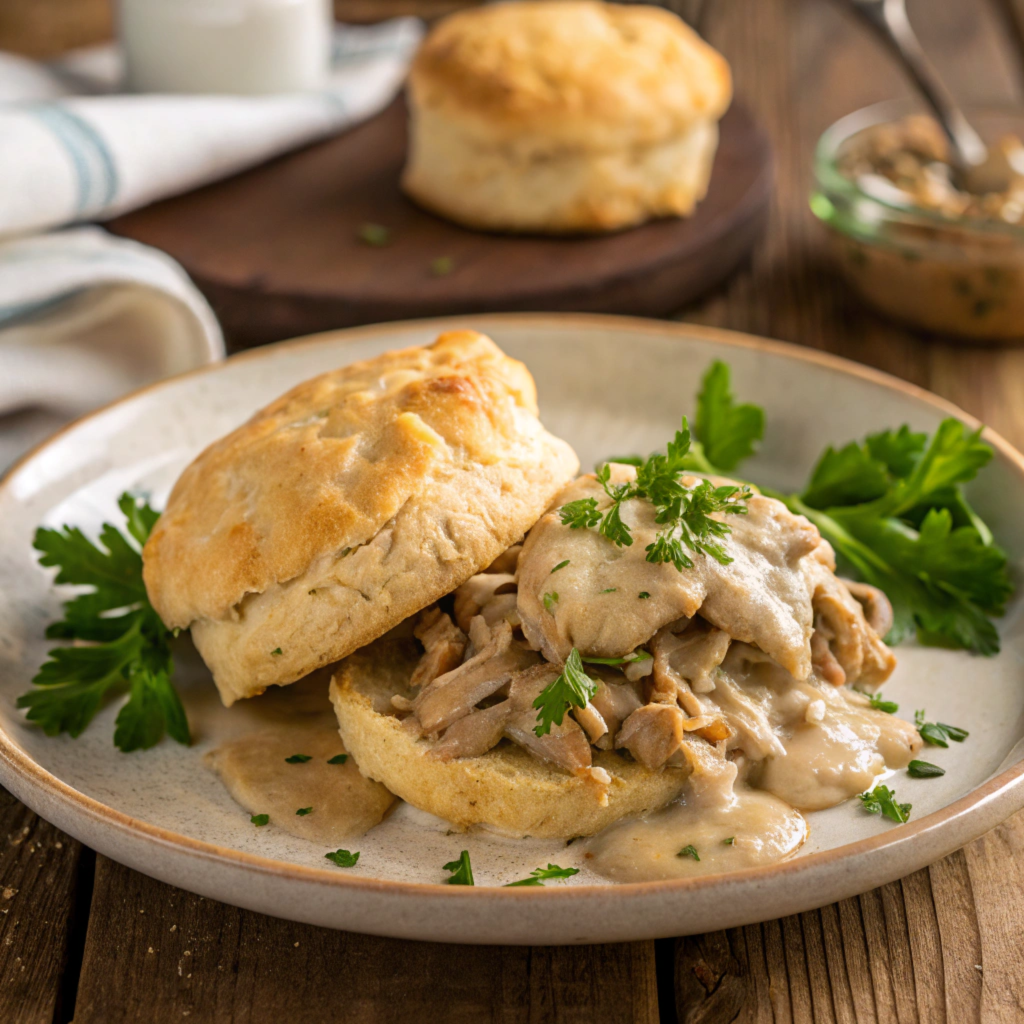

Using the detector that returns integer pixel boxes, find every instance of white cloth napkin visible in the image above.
[0,19,422,469]
[0,19,423,236]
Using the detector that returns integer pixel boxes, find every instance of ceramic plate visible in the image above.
[2,314,1022,945]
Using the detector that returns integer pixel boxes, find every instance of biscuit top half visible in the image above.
[409,1,732,150]
[143,331,579,634]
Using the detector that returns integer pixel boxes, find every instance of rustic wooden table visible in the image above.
[4,0,1024,1020]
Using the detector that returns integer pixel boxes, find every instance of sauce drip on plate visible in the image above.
[206,717,395,844]
[585,785,806,882]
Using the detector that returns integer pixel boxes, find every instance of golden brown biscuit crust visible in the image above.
[143,331,579,703]
[409,1,732,150]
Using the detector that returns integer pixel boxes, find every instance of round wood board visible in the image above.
[108,99,773,349]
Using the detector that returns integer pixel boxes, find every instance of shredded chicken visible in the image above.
[484,544,522,574]
[409,608,467,689]
[648,625,732,743]
[398,470,910,829]
[809,565,896,687]
[412,619,538,735]
[430,701,510,762]
[503,664,593,774]
[842,578,895,637]
[453,573,519,633]
[589,676,643,750]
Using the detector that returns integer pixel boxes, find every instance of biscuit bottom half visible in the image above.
[401,108,720,235]
[329,636,690,839]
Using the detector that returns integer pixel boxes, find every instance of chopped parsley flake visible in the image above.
[638,592,651,600]
[551,560,570,574]
[327,754,349,765]
[325,849,360,868]
[859,784,911,823]
[533,649,598,738]
[284,754,312,763]
[856,690,898,714]
[505,864,580,886]
[677,844,700,861]
[271,648,283,656]
[357,223,390,247]
[296,806,313,816]
[722,837,735,846]
[543,591,559,613]
[600,587,617,593]
[914,710,969,747]
[430,256,454,277]
[582,650,652,667]
[250,814,269,826]
[443,850,474,885]
[907,760,945,778]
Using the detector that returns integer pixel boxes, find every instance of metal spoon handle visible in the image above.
[846,0,987,169]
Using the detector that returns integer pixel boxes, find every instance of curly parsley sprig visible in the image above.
[559,418,752,570]
[18,493,188,753]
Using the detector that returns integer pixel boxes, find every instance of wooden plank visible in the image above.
[72,855,660,1024]
[0,785,90,1024]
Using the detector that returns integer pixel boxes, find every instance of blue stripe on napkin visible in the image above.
[27,104,119,217]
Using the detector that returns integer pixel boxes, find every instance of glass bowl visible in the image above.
[811,100,1024,342]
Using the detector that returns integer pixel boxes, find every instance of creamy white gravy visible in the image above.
[585,785,807,882]
[585,656,918,882]
[206,716,395,844]
[756,701,918,811]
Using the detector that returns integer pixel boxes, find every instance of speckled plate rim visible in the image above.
[2,312,1023,944]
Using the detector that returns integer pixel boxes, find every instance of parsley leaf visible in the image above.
[443,850,474,885]
[551,560,570,573]
[802,442,891,509]
[296,806,313,816]
[694,361,765,471]
[285,754,312,763]
[543,591,559,613]
[914,710,968,747]
[325,849,360,867]
[504,864,580,886]
[251,813,269,826]
[327,754,349,765]
[533,649,598,737]
[19,494,189,752]
[907,760,945,778]
[722,837,736,845]
[856,690,898,714]
[777,415,1010,655]
[677,844,700,861]
[859,784,911,823]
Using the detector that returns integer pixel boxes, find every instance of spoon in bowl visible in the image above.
[845,0,1014,194]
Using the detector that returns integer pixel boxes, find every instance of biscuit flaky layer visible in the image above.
[142,331,579,704]
[330,638,690,839]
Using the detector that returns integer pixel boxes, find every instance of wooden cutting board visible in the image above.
[108,98,772,349]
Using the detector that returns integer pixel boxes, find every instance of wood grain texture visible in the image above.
[72,856,659,1024]
[0,786,90,1024]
